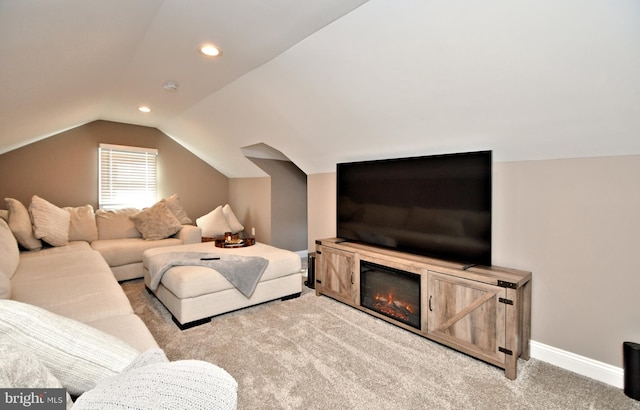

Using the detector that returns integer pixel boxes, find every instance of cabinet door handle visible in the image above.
[351,272,354,285]
[428,295,433,312]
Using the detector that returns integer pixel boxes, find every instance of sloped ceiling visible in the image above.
[2,1,639,178]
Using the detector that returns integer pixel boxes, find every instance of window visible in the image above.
[99,143,158,209]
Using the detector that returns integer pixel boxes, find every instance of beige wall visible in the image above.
[250,158,307,252]
[307,155,640,368]
[229,177,271,245]
[307,172,336,252]
[0,120,229,220]
[5,119,638,370]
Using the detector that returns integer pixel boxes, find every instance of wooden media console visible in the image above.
[314,237,532,380]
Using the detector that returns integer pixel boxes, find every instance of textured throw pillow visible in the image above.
[123,348,170,370]
[0,343,73,409]
[29,195,70,247]
[130,202,183,240]
[5,198,42,250]
[0,299,139,396]
[222,204,244,233]
[196,206,232,237]
[73,352,238,410]
[161,194,192,224]
[0,343,60,387]
[63,204,98,242]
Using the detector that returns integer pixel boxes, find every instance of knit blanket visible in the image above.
[146,252,269,298]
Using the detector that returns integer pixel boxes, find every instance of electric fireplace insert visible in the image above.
[360,261,420,329]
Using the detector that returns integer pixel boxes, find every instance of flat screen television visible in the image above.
[336,150,492,267]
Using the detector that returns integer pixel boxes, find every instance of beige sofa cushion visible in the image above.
[19,241,91,259]
[64,204,99,242]
[92,237,182,268]
[85,314,159,353]
[5,198,42,250]
[29,195,70,247]
[96,208,141,240]
[130,202,182,240]
[10,250,133,323]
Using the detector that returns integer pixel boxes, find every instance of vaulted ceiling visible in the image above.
[2,1,639,177]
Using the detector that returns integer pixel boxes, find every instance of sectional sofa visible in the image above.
[0,196,238,409]
[2,194,201,281]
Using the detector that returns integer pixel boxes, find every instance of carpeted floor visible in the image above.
[122,278,639,410]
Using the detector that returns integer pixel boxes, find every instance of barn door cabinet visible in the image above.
[315,238,532,380]
[314,245,358,305]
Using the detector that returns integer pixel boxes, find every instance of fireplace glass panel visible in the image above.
[360,261,420,329]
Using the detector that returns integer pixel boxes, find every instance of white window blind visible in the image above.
[99,143,158,210]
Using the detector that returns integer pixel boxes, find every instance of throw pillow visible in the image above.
[0,343,73,409]
[29,195,70,247]
[0,299,139,396]
[196,205,232,237]
[95,208,141,240]
[63,204,98,242]
[130,202,183,240]
[0,218,19,280]
[0,209,8,222]
[73,356,238,410]
[4,198,42,250]
[0,273,10,300]
[223,204,244,233]
[161,194,192,224]
[123,348,170,370]
[0,219,19,298]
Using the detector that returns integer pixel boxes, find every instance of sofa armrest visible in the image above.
[176,225,202,244]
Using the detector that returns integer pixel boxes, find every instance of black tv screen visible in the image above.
[337,151,492,266]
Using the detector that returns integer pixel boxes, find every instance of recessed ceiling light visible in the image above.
[163,81,179,91]
[199,44,221,57]
[138,106,151,113]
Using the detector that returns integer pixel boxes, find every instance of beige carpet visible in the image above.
[122,279,639,410]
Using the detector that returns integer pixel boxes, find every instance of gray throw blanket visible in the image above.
[147,252,269,298]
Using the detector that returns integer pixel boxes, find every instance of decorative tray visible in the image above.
[202,236,255,248]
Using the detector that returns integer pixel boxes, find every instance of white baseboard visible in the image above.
[530,340,624,388]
